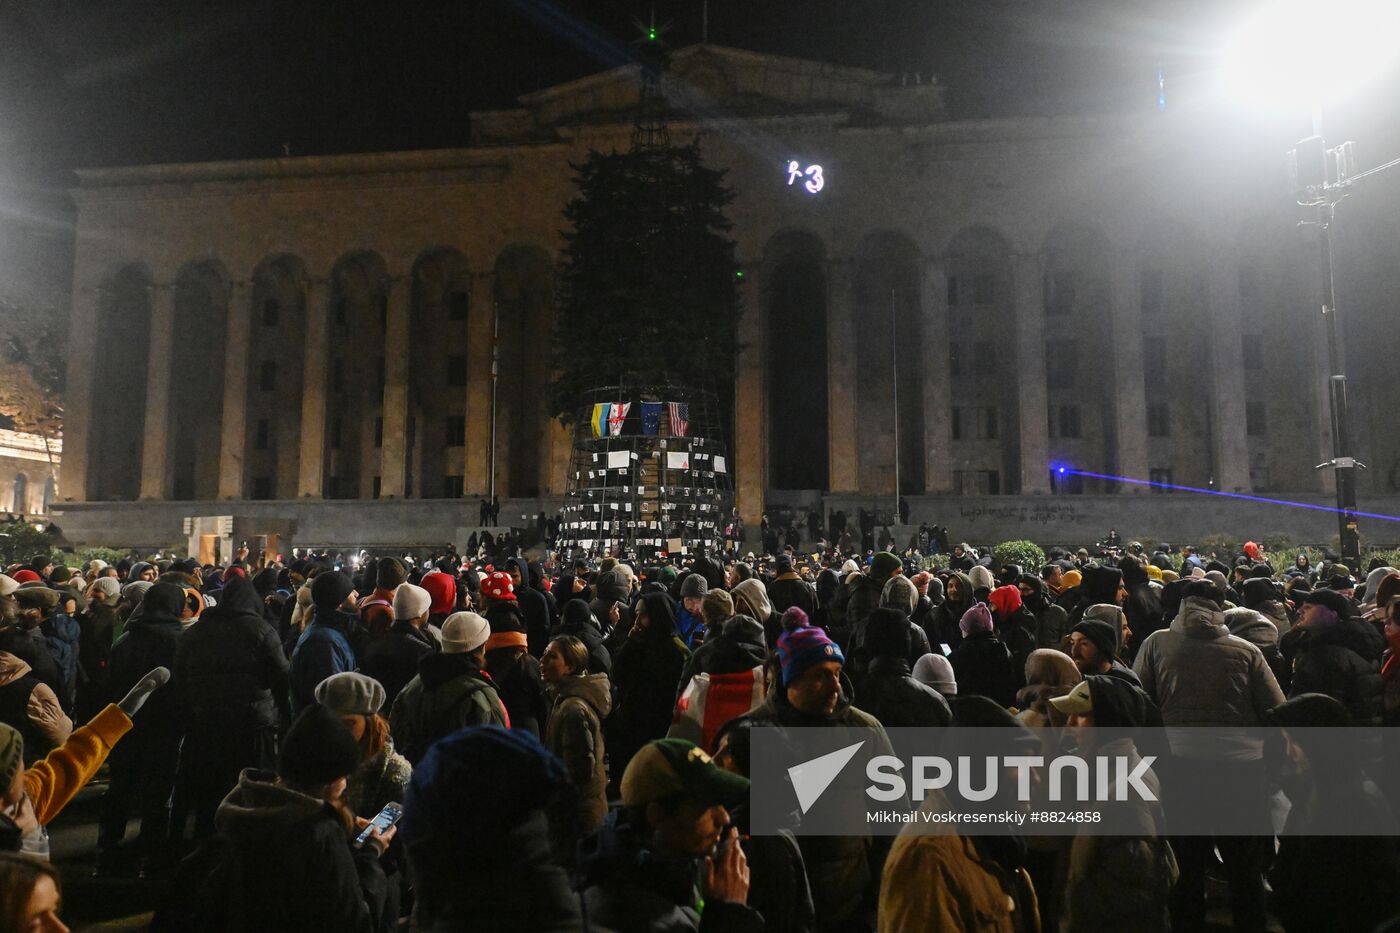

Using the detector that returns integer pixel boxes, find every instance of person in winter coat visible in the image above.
[173,576,290,841]
[676,610,767,698]
[4,589,65,709]
[399,727,585,932]
[504,559,550,659]
[1018,573,1069,649]
[740,618,896,933]
[1066,565,1125,629]
[1014,648,1080,728]
[949,603,1018,707]
[551,598,612,675]
[359,586,438,713]
[1049,676,1177,933]
[878,575,934,663]
[313,673,410,822]
[851,609,951,741]
[1131,579,1284,933]
[767,554,817,622]
[357,557,404,641]
[579,737,762,933]
[987,585,1036,690]
[1224,607,1291,694]
[290,572,360,713]
[837,556,897,650]
[610,592,690,782]
[1281,588,1383,724]
[1266,693,1400,933]
[675,574,710,649]
[97,582,185,871]
[540,635,612,838]
[711,717,817,933]
[0,651,69,769]
[730,577,776,648]
[1118,557,1163,660]
[1383,597,1400,726]
[928,571,973,652]
[197,704,396,932]
[483,621,549,740]
[389,612,507,766]
[878,697,1041,933]
[912,652,958,698]
[417,571,457,632]
[78,576,122,721]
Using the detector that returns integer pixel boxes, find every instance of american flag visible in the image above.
[668,402,689,437]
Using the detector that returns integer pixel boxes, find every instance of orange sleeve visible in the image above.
[23,704,133,825]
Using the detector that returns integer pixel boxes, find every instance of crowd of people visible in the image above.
[0,535,1395,930]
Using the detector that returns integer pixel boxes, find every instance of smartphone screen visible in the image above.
[355,802,403,846]
[940,643,952,656]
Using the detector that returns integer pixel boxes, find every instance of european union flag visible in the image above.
[640,401,663,436]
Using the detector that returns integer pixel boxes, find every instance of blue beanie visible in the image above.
[777,622,845,687]
[401,726,570,846]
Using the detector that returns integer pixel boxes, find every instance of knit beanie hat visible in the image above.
[0,722,22,791]
[277,703,362,788]
[441,611,490,654]
[864,607,911,659]
[91,576,121,605]
[1242,577,1281,610]
[988,585,1023,618]
[679,573,708,600]
[311,571,355,610]
[11,570,39,584]
[315,671,387,716]
[968,565,996,594]
[778,606,809,632]
[912,653,957,695]
[49,566,73,584]
[121,580,153,604]
[959,602,994,637]
[481,571,515,602]
[777,620,844,687]
[393,583,432,621]
[700,588,734,626]
[0,574,15,597]
[839,559,859,576]
[419,571,457,615]
[1071,618,1118,661]
[869,552,902,580]
[1024,648,1081,689]
[880,575,918,615]
[376,557,407,590]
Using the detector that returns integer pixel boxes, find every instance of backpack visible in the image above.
[400,675,506,763]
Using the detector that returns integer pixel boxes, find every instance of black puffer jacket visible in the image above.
[359,620,437,712]
[510,558,552,659]
[610,593,690,771]
[1284,617,1384,725]
[107,584,184,737]
[949,631,1018,708]
[675,614,767,700]
[840,574,885,649]
[175,577,291,732]
[852,656,951,730]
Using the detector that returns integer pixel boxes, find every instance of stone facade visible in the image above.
[56,44,1354,548]
[0,430,59,518]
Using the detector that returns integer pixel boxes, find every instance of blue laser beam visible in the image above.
[1058,467,1400,524]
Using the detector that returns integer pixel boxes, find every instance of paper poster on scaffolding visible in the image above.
[668,537,684,554]
[606,450,630,469]
[714,455,727,474]
[666,452,690,470]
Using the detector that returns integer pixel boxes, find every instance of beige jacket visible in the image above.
[0,652,73,750]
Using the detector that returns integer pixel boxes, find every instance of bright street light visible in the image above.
[1220,0,1400,112]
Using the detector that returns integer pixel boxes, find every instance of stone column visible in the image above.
[59,283,101,502]
[217,280,252,499]
[735,262,765,527]
[827,259,860,493]
[139,282,177,500]
[922,258,954,493]
[297,278,330,498]
[465,271,494,496]
[379,274,411,498]
[1207,254,1252,493]
[1109,253,1150,487]
[1012,253,1050,494]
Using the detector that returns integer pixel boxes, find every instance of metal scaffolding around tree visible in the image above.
[558,383,732,560]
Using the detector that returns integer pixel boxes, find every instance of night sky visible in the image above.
[0,1,1396,197]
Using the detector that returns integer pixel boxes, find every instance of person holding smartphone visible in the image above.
[191,704,397,931]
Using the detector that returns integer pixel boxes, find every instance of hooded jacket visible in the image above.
[950,629,1018,708]
[0,651,71,763]
[767,570,818,621]
[389,652,509,765]
[853,655,952,733]
[730,578,776,646]
[611,594,690,764]
[108,585,183,737]
[544,672,613,834]
[1224,608,1291,695]
[1132,596,1286,759]
[1284,614,1383,725]
[174,577,290,733]
[676,614,767,699]
[209,768,390,932]
[510,558,552,658]
[1019,575,1070,649]
[1118,558,1163,658]
[928,572,973,652]
[551,599,612,675]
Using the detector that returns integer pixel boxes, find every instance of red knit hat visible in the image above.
[482,571,515,602]
[988,584,1023,617]
[11,570,40,584]
[420,571,457,615]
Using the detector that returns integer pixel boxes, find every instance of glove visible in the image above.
[118,667,172,717]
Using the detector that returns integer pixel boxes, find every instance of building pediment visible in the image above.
[470,43,945,144]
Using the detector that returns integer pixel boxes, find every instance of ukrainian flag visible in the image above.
[590,403,610,437]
